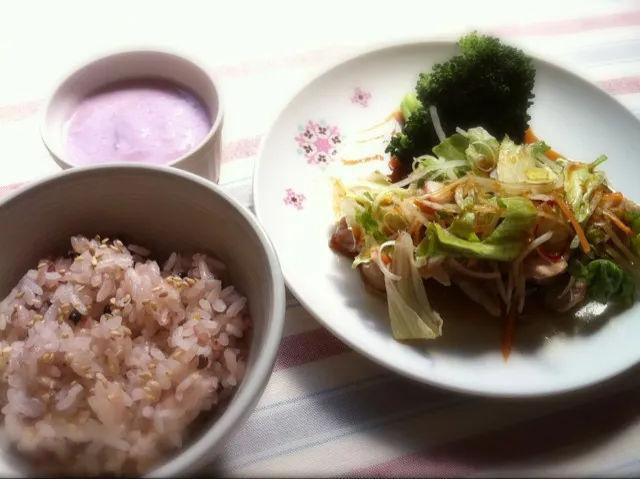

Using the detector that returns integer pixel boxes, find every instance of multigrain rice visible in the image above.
[0,235,251,476]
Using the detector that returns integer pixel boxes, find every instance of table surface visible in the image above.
[2,1,640,476]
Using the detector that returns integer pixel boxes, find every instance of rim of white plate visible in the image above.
[253,34,640,398]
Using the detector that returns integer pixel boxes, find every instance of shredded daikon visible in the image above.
[582,190,603,226]
[513,231,554,267]
[528,194,555,202]
[602,223,636,265]
[416,199,460,213]
[454,186,465,209]
[429,105,446,142]
[494,265,509,305]
[447,258,501,280]
[392,160,468,189]
[558,276,576,299]
[374,241,401,281]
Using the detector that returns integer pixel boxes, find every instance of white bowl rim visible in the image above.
[252,33,640,399]
[39,46,225,171]
[0,163,287,477]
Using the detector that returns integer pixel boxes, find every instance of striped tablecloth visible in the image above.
[3,1,640,476]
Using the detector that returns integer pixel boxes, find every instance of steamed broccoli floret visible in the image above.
[418,32,535,141]
[386,32,536,172]
[386,104,440,175]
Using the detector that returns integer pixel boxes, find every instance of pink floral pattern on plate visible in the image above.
[350,87,371,107]
[283,188,306,210]
[295,120,342,166]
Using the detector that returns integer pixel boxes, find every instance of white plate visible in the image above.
[253,39,640,397]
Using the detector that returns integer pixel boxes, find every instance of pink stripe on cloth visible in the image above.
[222,135,262,163]
[342,385,640,478]
[273,328,351,372]
[0,100,44,123]
[598,76,640,95]
[0,183,24,196]
[0,8,639,126]
[493,9,640,36]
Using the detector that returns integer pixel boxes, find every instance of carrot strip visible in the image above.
[381,253,391,265]
[601,192,623,203]
[524,128,537,144]
[603,209,633,235]
[524,128,564,161]
[552,191,591,254]
[414,200,435,215]
[502,307,517,361]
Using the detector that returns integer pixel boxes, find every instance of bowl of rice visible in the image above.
[0,164,286,477]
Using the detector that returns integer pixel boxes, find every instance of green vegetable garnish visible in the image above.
[569,259,636,306]
[563,159,608,223]
[426,197,536,261]
[400,92,422,122]
[387,31,535,172]
[432,134,469,163]
[448,211,479,242]
[496,137,558,185]
[625,211,640,233]
[464,127,500,172]
[355,206,386,243]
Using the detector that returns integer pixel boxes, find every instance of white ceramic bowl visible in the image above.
[40,49,224,183]
[0,164,286,477]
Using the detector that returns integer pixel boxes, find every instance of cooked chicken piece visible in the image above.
[452,277,502,317]
[536,216,572,252]
[359,262,386,297]
[422,181,454,204]
[524,255,568,282]
[544,278,587,313]
[329,217,358,257]
[418,259,451,287]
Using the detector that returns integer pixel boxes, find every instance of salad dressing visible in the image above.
[330,123,640,359]
[342,155,385,166]
[358,111,403,134]
[356,135,385,143]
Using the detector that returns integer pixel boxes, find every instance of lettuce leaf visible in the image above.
[355,206,386,243]
[569,258,636,306]
[352,235,378,268]
[426,223,524,261]
[400,92,422,122]
[622,211,640,257]
[432,133,469,163]
[414,155,467,182]
[483,197,537,245]
[448,211,479,242]
[496,137,559,185]
[625,211,640,233]
[531,141,551,158]
[464,127,500,172]
[563,160,608,223]
[631,235,640,258]
[425,196,536,261]
[384,232,443,340]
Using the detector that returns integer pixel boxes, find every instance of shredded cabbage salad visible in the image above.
[329,119,640,358]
